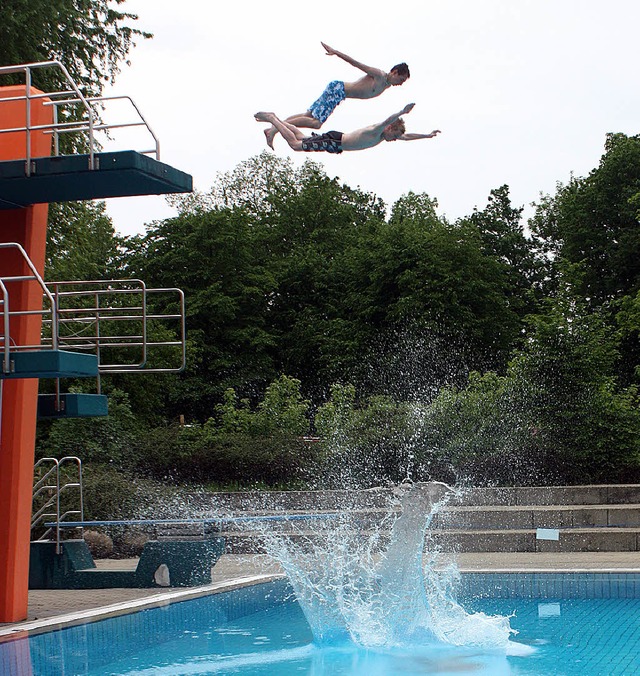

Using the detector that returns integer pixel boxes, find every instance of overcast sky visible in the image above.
[102,0,640,236]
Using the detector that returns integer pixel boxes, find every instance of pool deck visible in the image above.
[1,552,640,636]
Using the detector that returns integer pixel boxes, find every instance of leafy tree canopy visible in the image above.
[0,0,151,97]
[531,133,640,304]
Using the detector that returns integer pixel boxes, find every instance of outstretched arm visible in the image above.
[321,41,385,78]
[371,103,415,133]
[399,130,441,141]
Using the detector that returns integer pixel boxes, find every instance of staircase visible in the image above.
[188,485,640,555]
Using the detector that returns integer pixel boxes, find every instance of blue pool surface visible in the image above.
[3,578,640,675]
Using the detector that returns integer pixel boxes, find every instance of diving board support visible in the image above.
[29,539,226,589]
[0,83,52,623]
[0,63,193,623]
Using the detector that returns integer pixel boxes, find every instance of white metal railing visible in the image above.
[0,244,186,377]
[0,60,160,174]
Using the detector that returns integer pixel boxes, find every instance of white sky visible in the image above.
[102,0,640,237]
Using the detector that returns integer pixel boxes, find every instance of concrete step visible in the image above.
[452,485,640,506]
[218,527,640,555]
[432,528,640,553]
[433,504,640,530]
[191,484,640,512]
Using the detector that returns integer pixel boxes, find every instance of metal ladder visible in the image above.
[31,456,84,553]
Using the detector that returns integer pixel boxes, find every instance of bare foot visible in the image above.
[264,126,276,150]
[254,111,273,123]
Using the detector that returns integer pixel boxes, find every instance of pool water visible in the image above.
[4,581,640,676]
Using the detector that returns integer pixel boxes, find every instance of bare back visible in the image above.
[341,124,386,151]
[343,71,390,99]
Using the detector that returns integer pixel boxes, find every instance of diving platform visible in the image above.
[0,60,193,210]
[0,60,193,622]
[0,151,192,209]
[1,349,98,379]
[37,393,108,419]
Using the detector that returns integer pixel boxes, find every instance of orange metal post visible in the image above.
[0,85,52,622]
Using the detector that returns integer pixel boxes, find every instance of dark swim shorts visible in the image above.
[301,131,344,154]
[308,81,346,123]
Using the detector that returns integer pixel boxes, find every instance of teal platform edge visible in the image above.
[0,150,193,209]
[37,393,108,419]
[1,350,98,379]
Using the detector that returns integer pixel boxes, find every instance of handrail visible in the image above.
[0,259,185,376]
[43,280,186,374]
[0,60,160,170]
[0,279,10,375]
[0,242,57,374]
[31,456,84,552]
[31,457,60,551]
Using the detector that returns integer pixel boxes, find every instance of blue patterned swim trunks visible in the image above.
[301,131,343,154]
[308,81,346,123]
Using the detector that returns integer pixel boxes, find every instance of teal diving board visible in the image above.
[38,393,108,418]
[0,150,192,209]
[1,349,98,378]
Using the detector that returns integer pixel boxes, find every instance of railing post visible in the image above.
[24,66,31,176]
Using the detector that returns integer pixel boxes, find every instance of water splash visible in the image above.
[253,481,515,652]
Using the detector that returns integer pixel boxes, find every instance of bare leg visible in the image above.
[256,112,306,152]
[264,112,321,149]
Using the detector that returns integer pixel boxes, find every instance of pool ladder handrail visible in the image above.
[31,456,84,553]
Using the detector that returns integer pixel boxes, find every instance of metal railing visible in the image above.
[31,456,84,553]
[43,280,187,375]
[0,244,186,378]
[0,242,58,375]
[0,60,160,174]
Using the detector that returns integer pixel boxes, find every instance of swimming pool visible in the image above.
[3,575,640,675]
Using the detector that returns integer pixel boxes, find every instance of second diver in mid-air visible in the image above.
[256,103,440,154]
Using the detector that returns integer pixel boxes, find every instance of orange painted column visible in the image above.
[0,85,52,622]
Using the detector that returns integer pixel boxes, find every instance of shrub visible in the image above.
[113,531,150,558]
[314,384,427,488]
[83,530,113,558]
[81,464,143,521]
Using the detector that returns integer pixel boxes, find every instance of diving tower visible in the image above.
[0,60,193,622]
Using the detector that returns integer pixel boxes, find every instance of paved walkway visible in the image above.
[2,552,640,634]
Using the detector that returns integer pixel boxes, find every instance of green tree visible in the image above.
[615,290,640,385]
[125,206,277,418]
[37,388,140,467]
[46,201,123,281]
[464,185,543,318]
[260,163,387,397]
[531,133,640,304]
[349,191,523,392]
[0,0,150,97]
[167,151,298,217]
[422,297,640,485]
